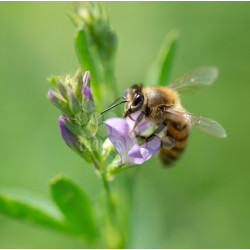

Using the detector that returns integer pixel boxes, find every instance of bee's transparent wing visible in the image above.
[166,109,227,138]
[167,66,218,95]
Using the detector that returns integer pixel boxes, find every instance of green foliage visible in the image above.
[74,29,101,101]
[50,175,98,241]
[147,29,179,86]
[0,191,65,232]
[0,176,98,243]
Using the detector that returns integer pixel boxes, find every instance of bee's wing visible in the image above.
[167,66,218,95]
[165,108,227,138]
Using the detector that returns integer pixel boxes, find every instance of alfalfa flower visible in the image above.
[104,117,161,166]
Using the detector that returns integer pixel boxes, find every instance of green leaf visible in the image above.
[0,189,65,232]
[50,175,97,241]
[147,29,179,86]
[74,28,101,102]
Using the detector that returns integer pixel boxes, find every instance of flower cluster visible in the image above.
[48,70,161,177]
[72,2,117,65]
[48,70,100,166]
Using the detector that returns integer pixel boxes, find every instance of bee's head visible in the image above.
[100,84,145,117]
[124,84,145,118]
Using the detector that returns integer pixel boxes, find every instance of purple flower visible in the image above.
[124,88,129,98]
[104,118,161,165]
[58,115,80,151]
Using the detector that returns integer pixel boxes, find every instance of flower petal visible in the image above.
[125,136,161,165]
[104,118,136,157]
[140,136,161,161]
[124,88,129,98]
[126,144,145,165]
[58,115,80,151]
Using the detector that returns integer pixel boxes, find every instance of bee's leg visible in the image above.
[136,135,146,140]
[139,122,167,145]
[161,131,175,149]
[136,135,147,144]
[128,111,145,135]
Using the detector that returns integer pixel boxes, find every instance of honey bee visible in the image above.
[101,66,227,165]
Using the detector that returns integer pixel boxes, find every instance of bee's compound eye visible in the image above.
[132,94,142,107]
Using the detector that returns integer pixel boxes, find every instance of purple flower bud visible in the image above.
[58,115,80,151]
[48,89,63,103]
[83,71,91,86]
[104,118,161,165]
[48,90,70,114]
[82,86,93,102]
[82,71,94,111]
[82,71,92,101]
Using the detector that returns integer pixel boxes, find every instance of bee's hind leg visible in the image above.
[139,122,167,145]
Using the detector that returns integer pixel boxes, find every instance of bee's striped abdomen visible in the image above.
[159,119,190,166]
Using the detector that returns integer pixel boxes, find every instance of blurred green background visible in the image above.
[0,2,250,248]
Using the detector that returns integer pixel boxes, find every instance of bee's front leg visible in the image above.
[128,111,145,135]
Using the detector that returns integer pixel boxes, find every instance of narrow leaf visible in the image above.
[0,190,65,232]
[74,28,101,101]
[147,29,179,86]
[50,175,97,241]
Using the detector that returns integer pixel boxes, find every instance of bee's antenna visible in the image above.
[101,100,128,115]
[109,96,127,106]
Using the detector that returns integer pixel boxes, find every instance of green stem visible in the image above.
[100,165,124,248]
[101,171,113,206]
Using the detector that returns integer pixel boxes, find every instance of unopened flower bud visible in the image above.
[82,71,95,112]
[59,115,92,162]
[83,71,91,87]
[48,90,70,114]
[68,89,82,114]
[72,68,83,99]
[73,2,117,64]
[57,79,68,100]
[58,115,81,151]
